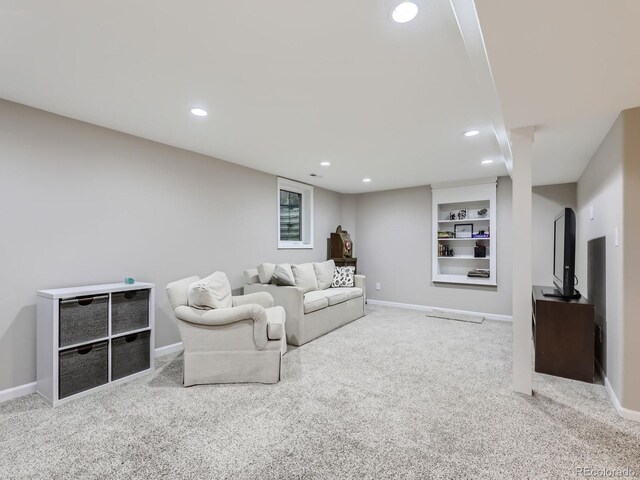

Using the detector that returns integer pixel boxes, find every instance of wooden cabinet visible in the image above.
[332,257,357,273]
[532,285,595,383]
[37,282,155,405]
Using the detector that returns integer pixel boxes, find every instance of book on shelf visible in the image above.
[467,268,490,278]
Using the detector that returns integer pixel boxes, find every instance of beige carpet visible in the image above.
[1,305,639,479]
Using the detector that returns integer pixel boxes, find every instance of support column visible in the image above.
[511,126,534,395]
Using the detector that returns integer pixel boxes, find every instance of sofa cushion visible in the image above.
[303,291,329,313]
[292,263,318,293]
[313,260,335,290]
[257,263,276,284]
[328,287,363,301]
[331,266,355,287]
[243,269,260,285]
[270,264,296,286]
[187,272,232,310]
[320,289,350,306]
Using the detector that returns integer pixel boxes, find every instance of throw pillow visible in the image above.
[313,259,335,290]
[257,262,276,284]
[187,271,232,310]
[270,264,296,286]
[331,266,355,288]
[292,263,319,293]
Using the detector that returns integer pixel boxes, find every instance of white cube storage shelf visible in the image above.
[432,180,497,286]
[36,282,155,405]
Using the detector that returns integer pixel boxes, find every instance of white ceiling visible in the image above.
[1,1,637,192]
[476,0,640,186]
[0,0,506,194]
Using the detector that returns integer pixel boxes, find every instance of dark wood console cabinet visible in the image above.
[532,285,595,383]
[332,257,357,273]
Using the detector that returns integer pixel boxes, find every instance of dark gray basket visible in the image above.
[111,330,150,381]
[112,289,150,335]
[58,341,108,399]
[59,295,109,347]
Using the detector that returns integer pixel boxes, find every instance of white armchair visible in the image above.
[166,273,286,386]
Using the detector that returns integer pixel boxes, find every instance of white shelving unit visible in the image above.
[431,179,497,286]
[36,282,155,406]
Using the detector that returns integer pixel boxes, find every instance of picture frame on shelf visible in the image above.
[454,223,473,238]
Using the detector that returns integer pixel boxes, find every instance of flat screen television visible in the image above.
[550,207,578,298]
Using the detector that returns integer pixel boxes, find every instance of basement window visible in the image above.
[278,178,313,249]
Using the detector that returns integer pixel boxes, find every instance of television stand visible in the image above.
[542,288,582,300]
[532,286,595,383]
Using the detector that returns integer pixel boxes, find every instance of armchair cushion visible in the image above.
[188,271,232,310]
[292,263,318,293]
[166,275,200,309]
[313,260,335,290]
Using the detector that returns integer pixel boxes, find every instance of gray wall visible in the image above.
[340,194,357,249]
[0,99,343,392]
[354,177,514,316]
[531,183,577,286]
[576,109,640,412]
[621,108,640,412]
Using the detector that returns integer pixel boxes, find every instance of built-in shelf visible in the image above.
[432,274,497,286]
[432,180,497,286]
[438,256,491,260]
[437,237,491,241]
[437,219,490,224]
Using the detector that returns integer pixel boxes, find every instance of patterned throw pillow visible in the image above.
[331,266,355,288]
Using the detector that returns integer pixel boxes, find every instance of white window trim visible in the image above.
[277,177,314,249]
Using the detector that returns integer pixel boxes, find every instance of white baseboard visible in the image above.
[604,376,640,423]
[0,381,37,403]
[1,342,184,404]
[155,341,183,357]
[367,299,513,322]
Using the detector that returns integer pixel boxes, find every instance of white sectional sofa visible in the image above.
[243,260,365,346]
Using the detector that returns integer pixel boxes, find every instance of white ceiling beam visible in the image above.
[449,0,513,175]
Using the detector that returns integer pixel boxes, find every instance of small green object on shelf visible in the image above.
[124,277,135,285]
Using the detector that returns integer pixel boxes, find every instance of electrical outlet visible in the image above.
[375,282,381,290]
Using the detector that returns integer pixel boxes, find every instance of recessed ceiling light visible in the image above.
[320,161,331,167]
[190,108,208,117]
[392,2,419,23]
[464,130,480,137]
[362,177,372,183]
[481,159,494,164]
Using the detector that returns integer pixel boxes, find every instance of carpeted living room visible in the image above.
[2,1,640,479]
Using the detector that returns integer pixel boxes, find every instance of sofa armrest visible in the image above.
[232,292,274,309]
[243,268,260,285]
[266,306,286,340]
[174,304,268,349]
[244,283,304,343]
[354,274,366,295]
